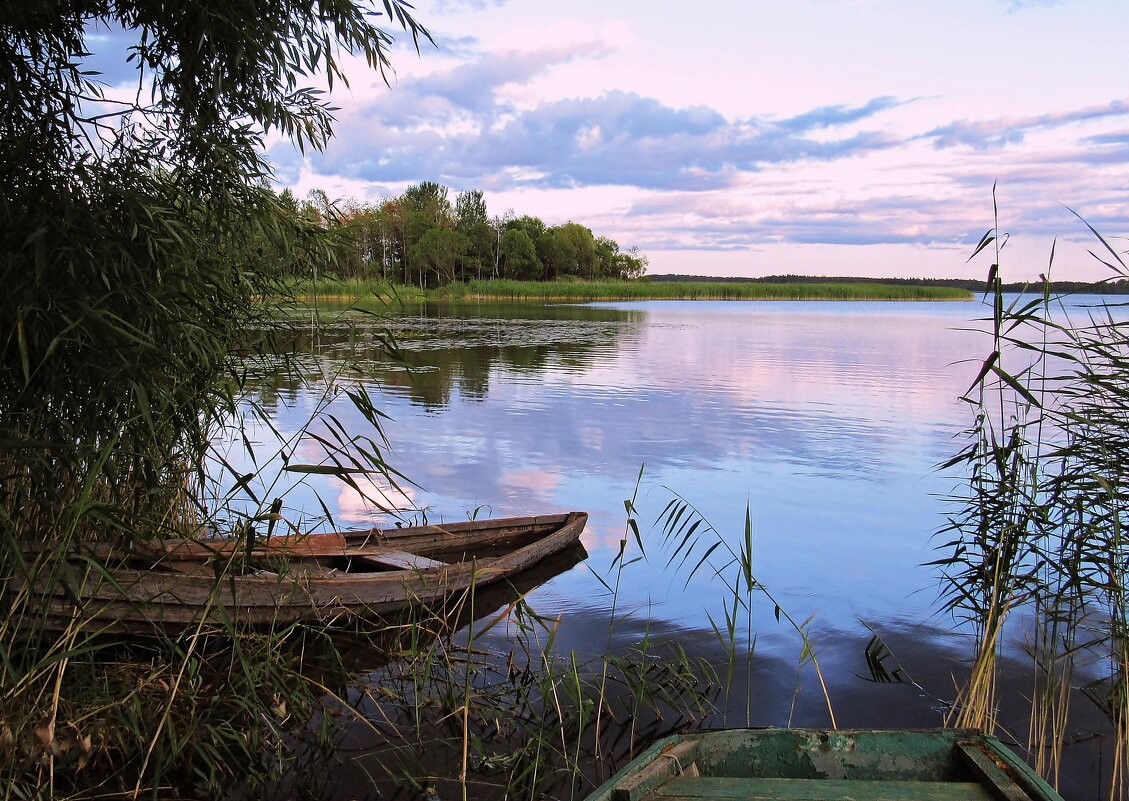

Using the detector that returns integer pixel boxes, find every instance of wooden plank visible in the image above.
[972,738,1062,801]
[613,739,700,801]
[655,776,996,801]
[955,741,1038,801]
[159,532,349,560]
[24,532,353,563]
[351,550,445,571]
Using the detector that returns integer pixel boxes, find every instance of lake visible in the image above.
[225,295,1123,799]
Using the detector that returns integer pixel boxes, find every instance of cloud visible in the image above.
[431,35,484,59]
[374,41,615,125]
[923,99,1129,149]
[429,0,512,14]
[299,43,906,193]
[604,188,978,251]
[776,97,904,132]
[1002,0,1069,10]
[269,28,1129,263]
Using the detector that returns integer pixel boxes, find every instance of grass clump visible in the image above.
[259,476,833,801]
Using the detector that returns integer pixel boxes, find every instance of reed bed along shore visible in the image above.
[286,276,973,302]
[937,206,1129,800]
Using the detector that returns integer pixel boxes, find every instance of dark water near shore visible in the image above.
[226,295,1128,800]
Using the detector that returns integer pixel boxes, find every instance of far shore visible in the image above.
[284,277,975,303]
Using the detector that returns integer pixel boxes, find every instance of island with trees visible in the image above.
[281,181,648,288]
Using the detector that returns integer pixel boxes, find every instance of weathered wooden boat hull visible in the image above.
[585,728,1064,801]
[13,512,587,632]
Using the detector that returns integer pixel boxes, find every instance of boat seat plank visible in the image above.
[613,740,700,801]
[654,777,997,801]
[956,742,1037,801]
[351,550,445,571]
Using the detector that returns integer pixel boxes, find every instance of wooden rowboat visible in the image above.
[585,728,1064,801]
[14,512,587,633]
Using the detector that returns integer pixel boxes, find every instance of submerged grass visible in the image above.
[286,276,973,302]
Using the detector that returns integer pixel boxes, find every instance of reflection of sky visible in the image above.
[219,295,1129,645]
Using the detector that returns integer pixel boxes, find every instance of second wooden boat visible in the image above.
[14,512,588,633]
[585,727,1064,801]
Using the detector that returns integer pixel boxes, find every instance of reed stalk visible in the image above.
[654,492,836,729]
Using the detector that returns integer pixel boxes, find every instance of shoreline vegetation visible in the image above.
[287,276,975,302]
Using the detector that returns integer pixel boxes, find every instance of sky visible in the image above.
[98,0,1129,281]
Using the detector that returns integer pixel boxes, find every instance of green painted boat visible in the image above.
[585,728,1064,801]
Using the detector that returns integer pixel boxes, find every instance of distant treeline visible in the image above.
[650,273,1129,295]
[277,182,647,289]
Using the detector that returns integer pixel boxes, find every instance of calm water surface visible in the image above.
[231,295,1126,799]
[246,299,984,626]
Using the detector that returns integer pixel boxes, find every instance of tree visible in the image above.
[412,228,471,286]
[490,209,516,278]
[594,236,648,279]
[403,181,453,228]
[499,228,541,279]
[3,2,430,544]
[507,214,548,242]
[556,222,597,277]
[455,189,493,280]
[620,245,650,279]
[455,189,489,228]
[537,223,595,279]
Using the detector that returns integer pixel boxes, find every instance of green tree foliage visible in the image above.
[596,236,649,279]
[403,180,453,227]
[508,214,548,242]
[554,222,598,277]
[281,187,649,286]
[456,189,489,228]
[499,228,542,279]
[412,228,471,286]
[455,189,493,280]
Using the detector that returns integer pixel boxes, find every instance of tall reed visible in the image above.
[939,195,1129,797]
[457,278,970,302]
[311,555,716,801]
